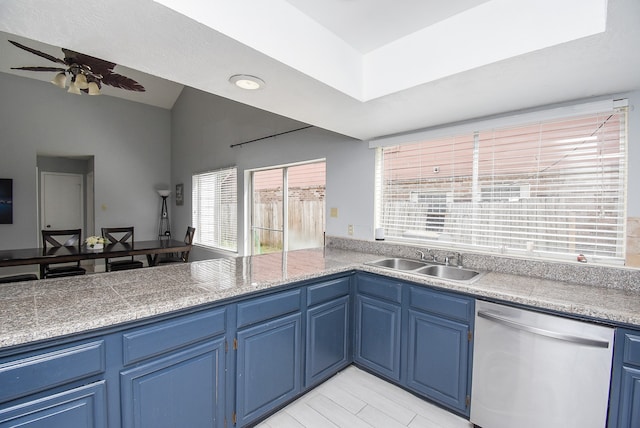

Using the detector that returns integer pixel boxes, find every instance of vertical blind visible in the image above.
[378,105,627,263]
[192,167,237,252]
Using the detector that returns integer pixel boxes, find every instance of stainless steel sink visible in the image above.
[365,257,483,283]
[366,258,428,270]
[414,264,480,281]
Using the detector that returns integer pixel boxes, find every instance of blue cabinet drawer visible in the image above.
[0,340,105,403]
[237,289,302,328]
[357,274,402,303]
[122,308,226,365]
[623,333,640,366]
[409,286,473,322]
[0,381,107,427]
[307,276,350,307]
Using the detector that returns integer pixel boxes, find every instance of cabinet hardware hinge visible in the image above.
[466,395,471,407]
[233,338,238,350]
[232,411,237,424]
[468,330,472,341]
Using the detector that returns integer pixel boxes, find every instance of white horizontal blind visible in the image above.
[378,106,627,262]
[192,167,237,252]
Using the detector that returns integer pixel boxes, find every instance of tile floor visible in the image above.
[256,366,474,428]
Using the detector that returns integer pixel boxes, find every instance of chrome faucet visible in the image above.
[417,249,437,263]
[444,252,463,267]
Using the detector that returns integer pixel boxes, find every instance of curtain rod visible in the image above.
[230,125,313,148]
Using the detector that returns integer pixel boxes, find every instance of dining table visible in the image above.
[0,239,192,278]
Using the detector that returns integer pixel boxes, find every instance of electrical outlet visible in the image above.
[330,207,338,218]
[348,224,353,235]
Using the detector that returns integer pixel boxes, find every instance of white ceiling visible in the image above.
[284,0,492,54]
[0,0,638,141]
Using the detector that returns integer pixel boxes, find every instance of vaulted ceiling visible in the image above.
[1,0,638,141]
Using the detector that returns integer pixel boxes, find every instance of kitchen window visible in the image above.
[250,160,325,255]
[375,100,628,263]
[192,167,237,252]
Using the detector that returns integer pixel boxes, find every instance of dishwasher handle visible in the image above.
[477,310,610,348]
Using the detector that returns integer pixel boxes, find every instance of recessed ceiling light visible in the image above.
[229,74,265,90]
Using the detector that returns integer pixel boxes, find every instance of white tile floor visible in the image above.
[256,366,474,428]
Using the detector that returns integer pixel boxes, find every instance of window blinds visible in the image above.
[378,106,627,262]
[192,167,237,252]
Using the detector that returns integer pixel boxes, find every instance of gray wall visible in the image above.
[170,86,374,258]
[171,86,640,259]
[3,69,636,264]
[625,90,640,217]
[0,72,171,250]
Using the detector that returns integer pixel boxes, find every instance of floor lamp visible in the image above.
[157,189,171,240]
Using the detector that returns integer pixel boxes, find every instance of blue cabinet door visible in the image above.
[235,312,302,427]
[407,309,469,414]
[354,294,401,380]
[306,296,350,386]
[120,338,226,428]
[0,381,107,428]
[617,366,640,428]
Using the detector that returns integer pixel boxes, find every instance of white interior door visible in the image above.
[41,172,84,232]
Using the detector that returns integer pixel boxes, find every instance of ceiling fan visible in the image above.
[8,40,145,95]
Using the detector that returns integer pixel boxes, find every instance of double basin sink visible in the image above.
[365,257,483,283]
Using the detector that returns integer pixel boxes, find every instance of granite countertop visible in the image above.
[1,247,640,349]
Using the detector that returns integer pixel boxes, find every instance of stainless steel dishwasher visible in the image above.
[470,300,614,428]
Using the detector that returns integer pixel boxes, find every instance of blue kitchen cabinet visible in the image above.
[119,308,228,428]
[120,340,226,428]
[0,382,107,428]
[0,340,108,428]
[234,289,303,427]
[353,273,474,417]
[609,328,640,428]
[305,276,351,387]
[354,273,402,381]
[406,286,473,415]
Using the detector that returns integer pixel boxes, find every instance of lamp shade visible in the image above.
[75,74,89,90]
[87,81,101,95]
[157,190,171,197]
[67,84,81,95]
[51,72,67,88]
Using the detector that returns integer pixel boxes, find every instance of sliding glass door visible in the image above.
[250,161,325,255]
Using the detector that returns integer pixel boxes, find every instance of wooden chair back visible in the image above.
[101,226,143,271]
[185,226,196,245]
[102,227,134,245]
[158,226,196,264]
[42,229,82,249]
[40,229,85,278]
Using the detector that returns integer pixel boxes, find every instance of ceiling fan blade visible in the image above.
[62,49,116,75]
[9,40,66,65]
[11,66,67,72]
[101,72,145,92]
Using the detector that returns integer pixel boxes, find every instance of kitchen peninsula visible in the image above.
[1,244,640,427]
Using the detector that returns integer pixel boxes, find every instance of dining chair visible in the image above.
[101,227,144,272]
[158,226,196,264]
[41,229,87,279]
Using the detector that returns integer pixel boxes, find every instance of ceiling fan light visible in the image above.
[67,84,82,95]
[75,73,89,90]
[87,81,101,95]
[51,72,67,88]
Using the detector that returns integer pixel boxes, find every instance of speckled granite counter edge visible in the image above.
[327,236,640,291]
[2,246,640,350]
